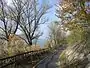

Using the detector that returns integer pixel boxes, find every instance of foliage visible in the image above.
[66,22,85,46]
[57,0,90,46]
[56,0,90,68]
[48,21,66,48]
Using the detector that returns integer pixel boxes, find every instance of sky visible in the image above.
[7,0,59,40]
[38,0,59,39]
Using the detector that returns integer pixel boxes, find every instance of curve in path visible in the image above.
[35,47,64,68]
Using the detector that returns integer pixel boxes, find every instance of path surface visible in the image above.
[35,47,63,68]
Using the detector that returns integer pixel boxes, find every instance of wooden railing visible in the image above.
[0,48,49,68]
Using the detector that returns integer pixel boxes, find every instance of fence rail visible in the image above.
[0,48,49,68]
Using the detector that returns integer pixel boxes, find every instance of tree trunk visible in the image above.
[29,40,32,45]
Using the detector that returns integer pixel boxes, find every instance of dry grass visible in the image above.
[0,38,41,58]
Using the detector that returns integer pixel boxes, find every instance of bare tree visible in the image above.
[16,0,50,45]
[0,0,12,41]
[0,0,22,41]
[8,0,27,34]
[0,0,50,45]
